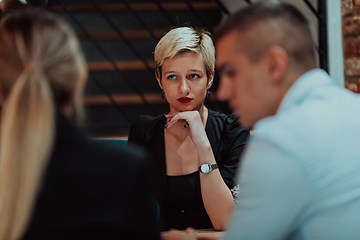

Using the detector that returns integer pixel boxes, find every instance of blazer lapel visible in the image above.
[205,110,222,161]
[147,116,170,203]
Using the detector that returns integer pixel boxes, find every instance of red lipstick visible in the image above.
[177,97,192,103]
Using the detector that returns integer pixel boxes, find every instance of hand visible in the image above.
[162,228,220,240]
[162,228,196,240]
[165,111,209,147]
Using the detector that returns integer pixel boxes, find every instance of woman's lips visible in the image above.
[177,97,193,103]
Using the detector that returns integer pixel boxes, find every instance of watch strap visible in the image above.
[210,163,218,171]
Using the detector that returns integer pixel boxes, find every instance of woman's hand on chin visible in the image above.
[165,111,209,147]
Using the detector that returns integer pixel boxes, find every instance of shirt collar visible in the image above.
[277,68,334,114]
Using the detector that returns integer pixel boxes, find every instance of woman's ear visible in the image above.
[207,71,215,88]
[63,68,88,119]
[156,75,162,89]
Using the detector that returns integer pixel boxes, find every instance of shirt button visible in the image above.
[181,210,185,213]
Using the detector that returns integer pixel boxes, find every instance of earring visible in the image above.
[161,89,165,99]
[206,87,212,98]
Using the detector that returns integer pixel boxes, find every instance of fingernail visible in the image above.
[164,123,168,128]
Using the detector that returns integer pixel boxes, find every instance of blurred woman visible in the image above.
[128,27,250,231]
[0,10,159,240]
[0,0,27,14]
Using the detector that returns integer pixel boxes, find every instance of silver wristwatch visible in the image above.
[199,163,218,174]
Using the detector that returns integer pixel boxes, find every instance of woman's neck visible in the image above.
[199,104,208,127]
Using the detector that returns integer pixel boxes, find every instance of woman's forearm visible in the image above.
[197,144,235,230]
[165,110,237,230]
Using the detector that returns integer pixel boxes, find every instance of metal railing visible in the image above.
[50,0,328,134]
[53,0,225,128]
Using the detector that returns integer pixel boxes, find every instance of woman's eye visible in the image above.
[167,75,176,80]
[189,74,200,79]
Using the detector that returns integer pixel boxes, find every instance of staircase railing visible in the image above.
[50,0,328,136]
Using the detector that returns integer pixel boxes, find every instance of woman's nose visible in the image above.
[179,78,190,95]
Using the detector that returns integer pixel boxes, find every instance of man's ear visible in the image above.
[264,46,289,85]
[208,71,215,88]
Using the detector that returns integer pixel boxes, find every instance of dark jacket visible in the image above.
[128,109,249,230]
[22,114,160,240]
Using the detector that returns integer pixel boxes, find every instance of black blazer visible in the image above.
[128,109,249,230]
[22,114,160,240]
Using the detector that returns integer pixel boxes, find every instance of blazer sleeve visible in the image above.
[128,115,148,147]
[220,115,250,190]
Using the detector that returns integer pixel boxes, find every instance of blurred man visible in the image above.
[215,2,360,240]
[165,2,360,240]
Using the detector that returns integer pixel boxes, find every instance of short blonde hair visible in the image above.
[154,27,215,80]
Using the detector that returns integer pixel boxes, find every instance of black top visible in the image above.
[167,171,212,229]
[128,109,250,231]
[22,114,160,240]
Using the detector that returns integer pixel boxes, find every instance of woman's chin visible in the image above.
[177,107,196,112]
[171,103,204,112]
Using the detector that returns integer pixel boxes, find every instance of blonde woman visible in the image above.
[0,10,160,240]
[128,27,250,231]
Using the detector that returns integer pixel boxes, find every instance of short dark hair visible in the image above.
[215,2,316,73]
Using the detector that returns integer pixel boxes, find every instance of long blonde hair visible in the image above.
[0,10,86,240]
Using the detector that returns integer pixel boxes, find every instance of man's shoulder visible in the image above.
[253,88,360,157]
[252,104,317,156]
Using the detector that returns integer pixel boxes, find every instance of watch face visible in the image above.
[200,164,211,173]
